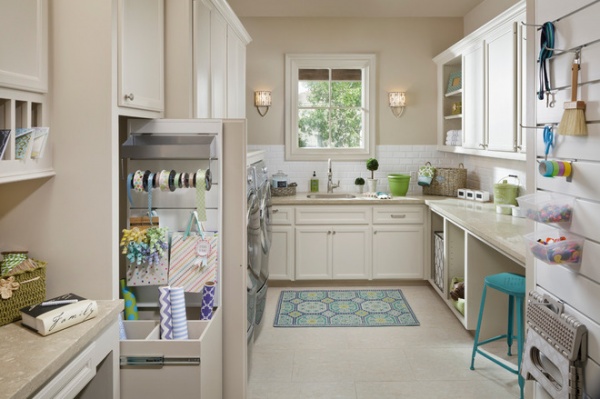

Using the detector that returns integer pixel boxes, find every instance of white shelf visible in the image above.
[444,114,462,120]
[445,89,463,97]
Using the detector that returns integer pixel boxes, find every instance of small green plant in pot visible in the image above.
[354,177,365,194]
[366,158,379,192]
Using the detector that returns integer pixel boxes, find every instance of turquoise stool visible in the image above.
[470,272,525,399]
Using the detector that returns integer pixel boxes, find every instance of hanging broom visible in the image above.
[557,54,588,136]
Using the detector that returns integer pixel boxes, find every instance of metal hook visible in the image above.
[544,45,582,56]
[520,21,543,28]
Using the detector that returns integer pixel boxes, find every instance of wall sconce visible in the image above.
[388,92,406,118]
[254,91,272,117]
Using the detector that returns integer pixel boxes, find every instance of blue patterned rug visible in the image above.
[274,289,419,327]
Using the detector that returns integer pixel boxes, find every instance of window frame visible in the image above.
[285,53,376,161]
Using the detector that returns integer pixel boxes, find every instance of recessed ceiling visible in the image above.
[227,0,486,18]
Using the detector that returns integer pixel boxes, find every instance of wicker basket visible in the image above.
[0,261,46,326]
[422,163,467,197]
[271,186,296,197]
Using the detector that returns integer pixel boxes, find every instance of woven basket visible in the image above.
[0,261,46,326]
[272,186,296,197]
[422,164,467,197]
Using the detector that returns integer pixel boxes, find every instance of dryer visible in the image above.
[246,165,260,362]
[252,159,271,338]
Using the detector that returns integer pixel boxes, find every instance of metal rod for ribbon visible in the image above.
[520,124,556,130]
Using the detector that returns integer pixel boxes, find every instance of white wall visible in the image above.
[243,17,463,146]
[463,0,520,35]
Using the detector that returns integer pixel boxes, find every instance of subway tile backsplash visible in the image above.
[247,145,527,197]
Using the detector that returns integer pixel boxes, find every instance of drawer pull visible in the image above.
[272,209,279,213]
[391,214,406,219]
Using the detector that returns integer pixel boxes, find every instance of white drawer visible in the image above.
[372,206,424,224]
[271,206,294,225]
[296,206,370,225]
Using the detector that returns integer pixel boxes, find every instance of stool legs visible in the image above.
[470,284,487,370]
[507,294,514,356]
[517,296,524,399]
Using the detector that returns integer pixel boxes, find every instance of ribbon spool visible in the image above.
[539,160,572,178]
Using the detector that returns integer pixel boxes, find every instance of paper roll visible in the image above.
[120,279,139,320]
[200,281,216,320]
[118,313,127,340]
[159,286,174,340]
[170,286,189,340]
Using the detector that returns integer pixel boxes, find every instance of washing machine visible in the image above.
[246,165,261,370]
[252,159,271,338]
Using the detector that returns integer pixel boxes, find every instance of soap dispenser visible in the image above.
[310,171,319,192]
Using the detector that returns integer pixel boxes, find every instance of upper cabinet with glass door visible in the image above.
[433,1,526,160]
[285,54,376,161]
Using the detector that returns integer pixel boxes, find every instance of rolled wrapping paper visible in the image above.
[120,279,139,320]
[196,169,207,221]
[170,286,189,340]
[118,313,128,340]
[159,286,174,340]
[200,281,216,320]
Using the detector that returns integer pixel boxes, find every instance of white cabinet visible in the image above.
[372,206,425,279]
[270,206,295,280]
[118,0,164,114]
[192,0,251,119]
[434,1,525,160]
[462,43,485,150]
[295,206,371,280]
[486,21,518,152]
[0,0,48,93]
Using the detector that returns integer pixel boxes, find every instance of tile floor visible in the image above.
[248,284,521,399]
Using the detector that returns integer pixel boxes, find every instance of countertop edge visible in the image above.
[2,299,124,399]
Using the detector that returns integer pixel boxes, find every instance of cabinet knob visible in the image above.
[124,93,135,101]
[374,230,377,234]
[391,214,406,219]
[332,231,336,235]
[272,209,279,214]
[327,231,331,235]
[478,143,487,149]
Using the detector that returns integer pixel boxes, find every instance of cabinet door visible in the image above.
[193,0,211,118]
[118,0,164,112]
[462,43,485,150]
[270,226,294,280]
[487,22,517,152]
[295,226,330,280]
[210,10,227,118]
[0,0,48,92]
[331,226,370,279]
[372,225,424,279]
[227,27,246,118]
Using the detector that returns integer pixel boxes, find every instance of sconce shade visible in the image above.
[254,91,272,116]
[388,92,406,117]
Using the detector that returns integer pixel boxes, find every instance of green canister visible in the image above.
[493,175,520,205]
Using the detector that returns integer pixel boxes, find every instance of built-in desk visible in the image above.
[426,199,533,338]
[0,300,123,399]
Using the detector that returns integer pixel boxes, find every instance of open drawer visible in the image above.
[120,308,222,399]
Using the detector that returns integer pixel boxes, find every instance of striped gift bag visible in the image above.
[168,212,218,293]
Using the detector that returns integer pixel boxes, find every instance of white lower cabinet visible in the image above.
[372,225,424,279]
[295,225,370,280]
[270,204,424,281]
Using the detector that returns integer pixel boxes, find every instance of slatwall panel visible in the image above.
[532,1,600,398]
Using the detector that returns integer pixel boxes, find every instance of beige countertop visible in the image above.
[0,299,123,399]
[272,192,532,265]
[272,192,440,205]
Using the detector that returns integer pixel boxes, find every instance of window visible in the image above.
[285,54,376,161]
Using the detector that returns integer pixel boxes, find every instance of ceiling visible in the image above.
[226,0,487,18]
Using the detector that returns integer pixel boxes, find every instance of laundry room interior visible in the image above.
[0,0,598,398]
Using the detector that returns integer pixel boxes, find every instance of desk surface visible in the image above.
[0,299,123,399]
[427,198,533,265]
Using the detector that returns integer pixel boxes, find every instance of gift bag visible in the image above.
[168,212,218,293]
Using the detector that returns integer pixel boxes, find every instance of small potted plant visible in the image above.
[366,158,379,192]
[354,177,365,194]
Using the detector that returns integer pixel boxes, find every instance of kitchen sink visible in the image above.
[306,193,357,199]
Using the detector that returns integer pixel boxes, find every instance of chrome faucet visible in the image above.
[327,159,340,193]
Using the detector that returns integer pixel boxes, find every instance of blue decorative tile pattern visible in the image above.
[274,289,420,327]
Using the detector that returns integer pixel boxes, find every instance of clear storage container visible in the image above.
[516,192,574,225]
[524,228,584,266]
